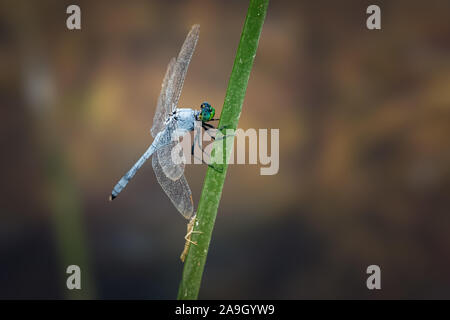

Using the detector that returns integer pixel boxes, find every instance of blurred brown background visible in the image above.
[0,0,449,299]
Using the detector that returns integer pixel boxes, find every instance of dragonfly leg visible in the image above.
[193,150,224,173]
[202,123,216,141]
[202,123,235,141]
[191,130,207,163]
[191,139,224,173]
[203,124,235,172]
[190,123,235,173]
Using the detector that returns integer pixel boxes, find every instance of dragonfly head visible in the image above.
[199,102,215,122]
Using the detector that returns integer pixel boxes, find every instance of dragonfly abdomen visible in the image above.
[109,141,159,200]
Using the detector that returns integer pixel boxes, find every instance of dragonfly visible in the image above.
[109,25,220,261]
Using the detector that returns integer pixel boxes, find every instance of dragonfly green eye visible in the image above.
[200,102,215,122]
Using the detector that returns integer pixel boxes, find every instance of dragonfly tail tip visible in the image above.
[109,194,116,201]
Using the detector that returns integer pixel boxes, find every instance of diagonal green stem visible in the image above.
[177,0,269,300]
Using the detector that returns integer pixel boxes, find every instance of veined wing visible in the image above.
[156,140,186,181]
[151,25,199,136]
[152,152,194,220]
[168,24,200,113]
[151,58,176,138]
[153,119,186,181]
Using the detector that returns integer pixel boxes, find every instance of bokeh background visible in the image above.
[1,0,449,299]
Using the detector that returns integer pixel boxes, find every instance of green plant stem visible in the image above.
[177,0,269,300]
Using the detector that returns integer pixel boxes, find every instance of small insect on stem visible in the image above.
[180,214,202,262]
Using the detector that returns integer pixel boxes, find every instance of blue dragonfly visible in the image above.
[110,25,220,226]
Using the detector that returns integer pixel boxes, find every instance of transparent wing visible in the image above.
[151,58,176,138]
[156,140,185,181]
[154,120,185,180]
[152,153,194,220]
[168,24,200,113]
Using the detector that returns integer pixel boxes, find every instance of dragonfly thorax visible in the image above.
[170,108,197,133]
